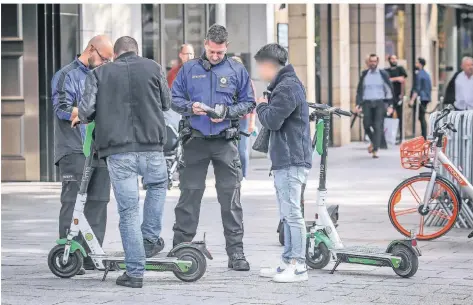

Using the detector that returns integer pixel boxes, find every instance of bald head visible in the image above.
[82,34,113,69]
[461,56,473,77]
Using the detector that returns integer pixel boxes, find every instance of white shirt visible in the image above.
[454,71,473,110]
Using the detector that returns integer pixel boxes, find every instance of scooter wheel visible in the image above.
[306,241,331,270]
[278,222,285,246]
[389,244,418,278]
[141,177,148,190]
[172,247,207,282]
[48,244,84,278]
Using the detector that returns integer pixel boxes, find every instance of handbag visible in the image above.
[252,126,270,153]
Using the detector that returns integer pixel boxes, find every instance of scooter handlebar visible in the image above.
[308,103,351,117]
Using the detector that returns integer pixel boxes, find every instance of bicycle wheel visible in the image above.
[388,175,460,240]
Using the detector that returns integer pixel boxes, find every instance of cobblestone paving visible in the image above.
[2,143,472,305]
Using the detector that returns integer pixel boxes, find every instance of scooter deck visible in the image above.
[90,253,192,273]
[330,246,402,273]
[333,246,392,256]
[90,252,181,263]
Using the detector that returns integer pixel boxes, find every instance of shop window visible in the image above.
[438,5,458,96]
[142,4,161,63]
[385,4,406,62]
[1,4,20,38]
[185,4,206,57]
[163,4,184,72]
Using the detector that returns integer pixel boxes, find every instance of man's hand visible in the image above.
[257,96,268,105]
[70,107,79,121]
[387,106,394,116]
[248,124,255,133]
[355,105,362,114]
[71,116,80,128]
[192,102,206,115]
[210,118,224,123]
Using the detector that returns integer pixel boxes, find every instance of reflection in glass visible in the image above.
[163,4,184,73]
[142,4,161,63]
[438,5,458,96]
[385,4,406,61]
[185,4,206,57]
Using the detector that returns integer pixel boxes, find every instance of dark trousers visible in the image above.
[394,102,403,140]
[172,137,244,256]
[58,153,110,261]
[362,100,385,152]
[418,101,429,139]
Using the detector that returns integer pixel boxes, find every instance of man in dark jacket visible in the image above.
[356,54,394,158]
[76,36,171,288]
[255,43,312,283]
[408,57,432,139]
[51,34,113,275]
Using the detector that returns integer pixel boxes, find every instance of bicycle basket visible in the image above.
[400,137,430,170]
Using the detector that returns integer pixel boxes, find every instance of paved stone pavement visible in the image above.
[2,143,473,305]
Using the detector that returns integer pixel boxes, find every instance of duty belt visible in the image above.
[191,129,226,139]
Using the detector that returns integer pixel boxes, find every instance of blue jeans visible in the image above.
[238,118,249,178]
[106,151,168,278]
[273,166,309,264]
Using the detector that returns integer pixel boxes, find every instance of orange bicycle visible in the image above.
[388,105,473,240]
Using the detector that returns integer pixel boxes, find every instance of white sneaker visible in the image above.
[259,259,288,278]
[272,260,308,283]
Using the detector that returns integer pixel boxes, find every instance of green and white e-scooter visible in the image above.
[48,122,212,282]
[303,103,421,278]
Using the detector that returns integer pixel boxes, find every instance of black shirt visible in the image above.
[385,65,408,98]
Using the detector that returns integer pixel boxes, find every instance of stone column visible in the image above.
[320,4,351,146]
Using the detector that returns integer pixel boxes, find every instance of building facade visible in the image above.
[1,3,472,181]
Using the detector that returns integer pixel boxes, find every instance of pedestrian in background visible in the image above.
[386,54,408,143]
[77,36,171,288]
[164,44,195,131]
[51,34,113,275]
[356,54,394,158]
[408,57,432,139]
[232,56,256,181]
[445,56,473,111]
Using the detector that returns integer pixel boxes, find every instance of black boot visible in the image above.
[228,253,250,271]
[83,256,95,270]
[116,272,143,288]
[144,237,165,258]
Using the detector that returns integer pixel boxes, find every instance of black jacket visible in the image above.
[444,70,461,105]
[356,69,395,106]
[79,52,171,159]
[256,65,312,170]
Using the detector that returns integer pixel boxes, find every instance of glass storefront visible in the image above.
[458,10,473,59]
[142,4,215,72]
[385,4,406,62]
[437,5,473,97]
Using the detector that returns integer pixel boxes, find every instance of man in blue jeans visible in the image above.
[76,36,171,288]
[254,43,312,282]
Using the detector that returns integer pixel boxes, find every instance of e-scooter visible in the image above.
[48,122,212,282]
[304,103,421,278]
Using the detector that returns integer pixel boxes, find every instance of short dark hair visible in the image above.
[254,43,288,66]
[369,53,379,61]
[418,57,426,67]
[114,36,139,55]
[206,24,228,44]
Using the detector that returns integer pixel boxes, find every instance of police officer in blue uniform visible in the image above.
[171,25,255,271]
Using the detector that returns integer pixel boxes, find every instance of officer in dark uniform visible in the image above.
[171,24,255,271]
